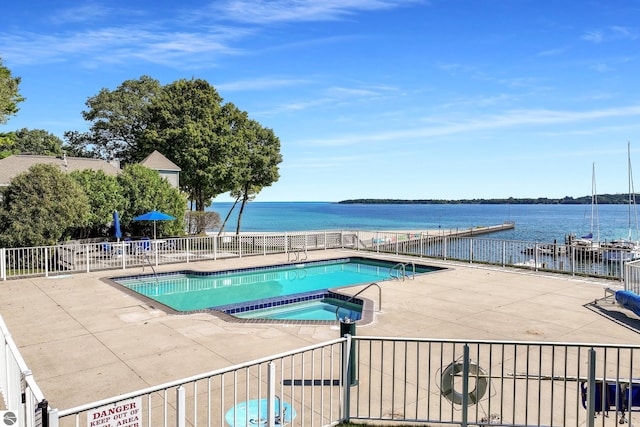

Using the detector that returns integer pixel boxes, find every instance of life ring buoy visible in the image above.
[440,361,489,405]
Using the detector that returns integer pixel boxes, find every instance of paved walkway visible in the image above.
[1,250,639,410]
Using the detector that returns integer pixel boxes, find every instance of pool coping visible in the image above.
[101,256,440,326]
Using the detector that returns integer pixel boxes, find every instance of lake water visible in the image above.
[207,202,640,244]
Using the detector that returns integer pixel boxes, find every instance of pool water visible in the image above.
[113,257,440,316]
[236,298,363,321]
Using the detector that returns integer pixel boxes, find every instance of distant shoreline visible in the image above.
[338,194,636,205]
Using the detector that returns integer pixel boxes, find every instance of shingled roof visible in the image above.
[0,154,121,187]
[139,150,181,172]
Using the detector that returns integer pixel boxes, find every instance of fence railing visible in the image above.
[49,338,349,427]
[2,230,638,283]
[43,336,640,427]
[0,315,48,427]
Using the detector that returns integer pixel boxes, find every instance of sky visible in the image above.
[2,0,640,202]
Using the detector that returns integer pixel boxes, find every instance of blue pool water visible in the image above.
[235,298,363,321]
[113,257,440,313]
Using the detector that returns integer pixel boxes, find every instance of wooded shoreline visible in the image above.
[339,194,637,205]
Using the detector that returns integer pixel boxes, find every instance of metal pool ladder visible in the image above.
[288,247,308,262]
[389,261,416,280]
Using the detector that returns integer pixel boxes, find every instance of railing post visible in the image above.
[186,238,190,263]
[586,348,596,427]
[44,247,49,277]
[267,362,276,427]
[48,407,59,427]
[176,385,186,427]
[341,335,352,423]
[1,247,6,281]
[461,344,470,427]
[86,244,90,273]
[263,235,267,256]
[284,232,288,256]
[443,236,447,260]
[213,235,217,261]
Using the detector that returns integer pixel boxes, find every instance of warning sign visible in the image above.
[87,397,141,427]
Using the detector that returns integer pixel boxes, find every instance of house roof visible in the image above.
[139,150,181,172]
[0,155,121,187]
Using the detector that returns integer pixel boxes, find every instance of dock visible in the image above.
[361,221,515,249]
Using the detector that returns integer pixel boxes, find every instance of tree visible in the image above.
[0,58,24,124]
[64,76,161,162]
[142,79,242,215]
[11,128,64,155]
[231,120,282,234]
[0,164,89,247]
[70,169,126,238]
[116,164,187,237]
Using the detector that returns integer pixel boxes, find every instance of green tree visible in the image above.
[0,164,89,247]
[142,79,241,214]
[117,164,187,237]
[64,75,161,162]
[6,128,64,156]
[0,58,24,124]
[70,169,126,238]
[229,120,282,234]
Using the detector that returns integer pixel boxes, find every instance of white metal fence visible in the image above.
[1,230,638,282]
[0,315,48,427]
[3,313,640,426]
[42,336,640,427]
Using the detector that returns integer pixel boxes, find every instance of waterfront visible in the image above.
[208,202,640,244]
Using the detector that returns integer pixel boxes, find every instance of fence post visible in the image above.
[1,247,6,281]
[44,247,49,277]
[48,407,59,427]
[186,238,190,263]
[86,245,90,273]
[176,385,186,427]
[586,348,596,427]
[341,335,353,423]
[267,362,276,427]
[461,344,470,427]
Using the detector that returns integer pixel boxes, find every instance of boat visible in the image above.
[602,142,640,262]
[569,163,601,259]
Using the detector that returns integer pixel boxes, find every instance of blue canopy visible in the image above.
[113,211,122,241]
[133,210,175,240]
[133,211,175,221]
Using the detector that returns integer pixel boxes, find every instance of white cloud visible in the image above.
[303,105,640,146]
[209,0,423,24]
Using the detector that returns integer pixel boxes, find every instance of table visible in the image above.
[225,398,295,426]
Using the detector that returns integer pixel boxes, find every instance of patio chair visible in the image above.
[135,237,151,255]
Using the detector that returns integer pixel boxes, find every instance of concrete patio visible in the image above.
[1,249,638,411]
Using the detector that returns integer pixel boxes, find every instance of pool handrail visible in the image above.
[335,281,382,321]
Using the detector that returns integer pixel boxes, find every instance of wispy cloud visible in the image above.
[0,26,249,67]
[217,77,310,91]
[209,0,423,24]
[303,105,640,146]
[582,26,638,43]
[537,46,570,57]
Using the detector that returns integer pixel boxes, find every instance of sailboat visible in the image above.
[602,142,640,262]
[569,162,601,259]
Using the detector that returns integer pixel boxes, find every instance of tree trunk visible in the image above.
[218,195,240,236]
[236,188,250,235]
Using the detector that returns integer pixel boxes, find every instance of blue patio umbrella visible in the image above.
[132,210,175,240]
[113,211,122,241]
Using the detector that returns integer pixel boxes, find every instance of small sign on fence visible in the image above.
[86,397,141,427]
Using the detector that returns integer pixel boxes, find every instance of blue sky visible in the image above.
[2,0,640,202]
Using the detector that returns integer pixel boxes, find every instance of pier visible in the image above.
[362,221,515,249]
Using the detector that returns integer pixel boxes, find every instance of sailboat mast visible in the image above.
[592,162,599,241]
[628,141,639,241]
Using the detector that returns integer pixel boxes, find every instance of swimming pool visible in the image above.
[111,257,442,320]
